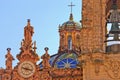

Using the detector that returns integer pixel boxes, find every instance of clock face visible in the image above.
[18,61,35,78]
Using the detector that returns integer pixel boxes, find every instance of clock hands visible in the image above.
[22,67,33,71]
[18,61,35,78]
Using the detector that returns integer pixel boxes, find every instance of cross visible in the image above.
[68,2,75,13]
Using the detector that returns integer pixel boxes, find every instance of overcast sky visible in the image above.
[0,0,82,68]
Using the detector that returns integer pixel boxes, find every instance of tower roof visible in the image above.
[59,2,81,30]
[59,13,81,30]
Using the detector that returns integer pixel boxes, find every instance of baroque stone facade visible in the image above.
[0,0,120,80]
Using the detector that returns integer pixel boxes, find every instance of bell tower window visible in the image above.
[105,0,120,52]
[68,36,72,50]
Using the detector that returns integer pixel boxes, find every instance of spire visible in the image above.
[68,2,75,21]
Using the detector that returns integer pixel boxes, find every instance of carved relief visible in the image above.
[104,59,120,79]
[3,74,11,80]
[50,68,82,78]
[41,72,51,80]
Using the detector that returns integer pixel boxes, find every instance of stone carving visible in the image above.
[104,59,120,79]
[3,74,11,80]
[24,19,34,43]
[5,48,14,70]
[93,59,103,75]
[20,19,34,51]
[50,68,82,78]
[41,47,51,68]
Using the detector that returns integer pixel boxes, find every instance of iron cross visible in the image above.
[68,2,75,13]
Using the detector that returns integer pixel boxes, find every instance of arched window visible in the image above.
[68,36,72,50]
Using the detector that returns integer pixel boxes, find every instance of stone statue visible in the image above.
[24,19,34,43]
[41,47,51,68]
[5,48,14,70]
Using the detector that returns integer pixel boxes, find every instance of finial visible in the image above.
[68,2,75,21]
[33,41,37,53]
[27,19,31,26]
[44,47,49,52]
[69,13,73,21]
[7,48,11,53]
[34,41,36,47]
[68,2,75,14]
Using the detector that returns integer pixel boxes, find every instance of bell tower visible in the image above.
[79,0,120,80]
[81,0,107,53]
[81,0,120,53]
[58,2,81,54]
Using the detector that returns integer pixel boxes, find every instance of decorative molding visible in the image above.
[104,59,120,79]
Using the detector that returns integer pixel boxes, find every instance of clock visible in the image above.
[18,61,35,78]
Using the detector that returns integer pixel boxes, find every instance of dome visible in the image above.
[59,13,82,30]
[62,21,81,28]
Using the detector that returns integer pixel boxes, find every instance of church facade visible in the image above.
[0,0,120,80]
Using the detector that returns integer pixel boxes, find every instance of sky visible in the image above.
[0,0,82,68]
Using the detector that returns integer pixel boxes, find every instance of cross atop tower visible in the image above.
[68,2,75,14]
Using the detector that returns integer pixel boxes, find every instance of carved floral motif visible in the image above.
[50,68,82,78]
[104,59,120,79]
